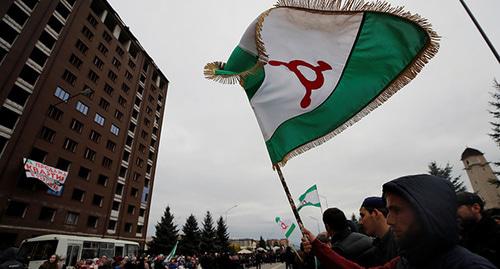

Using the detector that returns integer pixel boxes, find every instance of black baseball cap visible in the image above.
[456,192,484,208]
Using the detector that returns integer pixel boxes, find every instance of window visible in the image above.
[29,46,49,67]
[88,130,101,143]
[93,56,104,69]
[98,43,108,55]
[106,140,116,152]
[121,83,129,93]
[75,39,88,54]
[97,174,108,186]
[124,223,132,233]
[71,188,85,202]
[39,126,56,143]
[122,151,130,162]
[87,14,98,27]
[141,131,148,139]
[104,84,114,96]
[137,86,144,95]
[132,109,139,119]
[64,212,80,225]
[139,74,146,84]
[128,60,136,69]
[132,172,140,181]
[39,30,57,50]
[56,158,71,171]
[146,106,153,115]
[47,105,63,121]
[128,123,136,133]
[148,151,154,160]
[130,188,138,197]
[6,3,30,27]
[5,201,28,217]
[112,201,120,211]
[107,220,117,230]
[92,194,103,207]
[115,183,124,196]
[127,205,135,215]
[138,144,146,154]
[119,166,127,178]
[65,211,79,225]
[125,71,132,81]
[102,157,112,168]
[29,147,47,162]
[114,110,123,121]
[70,119,84,133]
[81,26,94,40]
[146,164,152,174]
[19,64,40,85]
[144,178,150,188]
[98,98,110,111]
[0,20,19,45]
[78,166,91,180]
[115,46,124,57]
[87,70,99,83]
[107,70,117,82]
[139,208,145,217]
[102,31,112,43]
[84,148,96,161]
[144,118,150,127]
[47,16,64,34]
[62,69,77,85]
[111,57,121,69]
[94,113,105,126]
[148,95,154,103]
[87,216,98,228]
[153,127,158,135]
[136,225,143,234]
[62,138,77,153]
[118,96,126,106]
[110,124,119,136]
[20,0,38,10]
[75,101,89,115]
[134,97,141,106]
[69,54,82,69]
[55,2,71,20]
[125,135,133,147]
[38,207,56,222]
[0,106,19,130]
[135,158,144,168]
[7,85,30,107]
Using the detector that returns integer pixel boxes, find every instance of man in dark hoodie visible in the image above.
[301,174,496,268]
[0,248,23,269]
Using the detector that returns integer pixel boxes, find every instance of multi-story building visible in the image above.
[0,0,169,247]
[461,147,500,209]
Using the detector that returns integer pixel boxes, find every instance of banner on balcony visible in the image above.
[23,158,68,192]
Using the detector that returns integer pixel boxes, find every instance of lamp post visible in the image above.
[309,216,321,234]
[224,204,238,223]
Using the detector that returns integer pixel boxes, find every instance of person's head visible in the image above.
[322,207,348,236]
[382,174,459,262]
[49,255,58,263]
[359,196,389,237]
[456,192,484,223]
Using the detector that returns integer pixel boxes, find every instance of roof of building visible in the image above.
[461,147,484,160]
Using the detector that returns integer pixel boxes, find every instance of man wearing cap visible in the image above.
[301,174,495,268]
[457,191,500,268]
[358,197,398,266]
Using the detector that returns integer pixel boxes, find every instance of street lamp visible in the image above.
[309,216,321,234]
[224,204,238,223]
[53,87,94,107]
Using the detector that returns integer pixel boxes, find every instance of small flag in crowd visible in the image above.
[275,216,297,238]
[165,241,178,262]
[297,184,321,211]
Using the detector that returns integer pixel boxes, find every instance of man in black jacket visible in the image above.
[0,247,23,269]
[322,207,373,266]
[456,192,500,268]
[358,197,398,266]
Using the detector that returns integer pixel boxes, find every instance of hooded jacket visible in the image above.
[0,248,23,269]
[311,174,496,269]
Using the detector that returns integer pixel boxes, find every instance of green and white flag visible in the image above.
[165,241,178,261]
[297,184,321,211]
[205,0,439,167]
[275,216,297,238]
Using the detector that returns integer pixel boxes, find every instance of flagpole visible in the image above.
[275,166,305,232]
[459,0,500,64]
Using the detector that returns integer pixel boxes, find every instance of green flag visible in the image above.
[297,185,321,211]
[165,241,178,261]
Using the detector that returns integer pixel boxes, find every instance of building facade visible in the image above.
[461,147,500,209]
[0,0,169,247]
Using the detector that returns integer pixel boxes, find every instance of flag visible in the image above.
[275,216,297,238]
[297,185,321,211]
[165,241,178,261]
[205,0,439,167]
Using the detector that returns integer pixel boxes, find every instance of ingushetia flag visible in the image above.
[297,184,321,211]
[204,0,439,167]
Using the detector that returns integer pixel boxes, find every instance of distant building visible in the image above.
[461,147,500,208]
[266,238,289,247]
[230,238,257,250]
[0,0,169,247]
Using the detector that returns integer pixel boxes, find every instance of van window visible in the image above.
[82,241,99,259]
[19,240,58,261]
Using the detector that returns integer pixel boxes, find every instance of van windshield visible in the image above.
[18,240,58,262]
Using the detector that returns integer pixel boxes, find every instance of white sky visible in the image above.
[106,0,500,243]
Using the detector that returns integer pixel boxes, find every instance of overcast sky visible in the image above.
[107,0,500,244]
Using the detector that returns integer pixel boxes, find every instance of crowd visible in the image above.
[296,174,500,269]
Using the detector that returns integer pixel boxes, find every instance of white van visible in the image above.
[17,234,140,269]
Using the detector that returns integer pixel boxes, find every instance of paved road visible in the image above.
[245,263,285,269]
